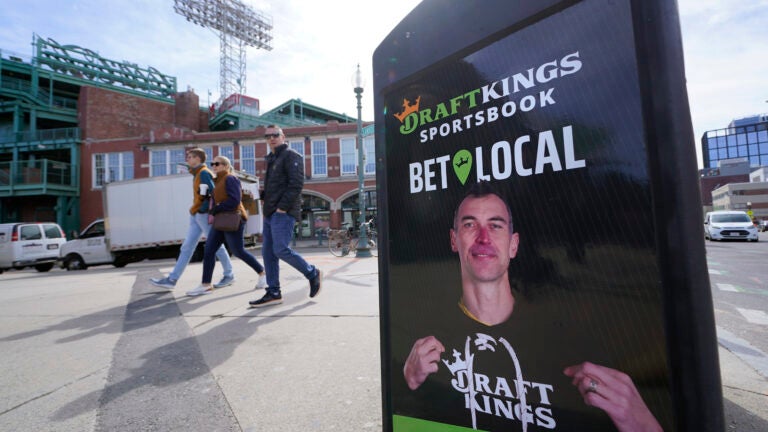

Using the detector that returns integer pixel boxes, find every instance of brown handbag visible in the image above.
[213,211,241,232]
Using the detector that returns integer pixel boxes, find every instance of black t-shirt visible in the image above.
[392,295,618,431]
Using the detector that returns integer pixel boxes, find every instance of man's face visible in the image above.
[450,194,519,284]
[186,152,201,167]
[265,127,284,152]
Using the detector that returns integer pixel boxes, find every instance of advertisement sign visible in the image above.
[374,1,722,431]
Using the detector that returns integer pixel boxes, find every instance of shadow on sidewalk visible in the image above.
[50,268,311,424]
[723,397,768,431]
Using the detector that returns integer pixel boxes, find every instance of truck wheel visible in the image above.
[113,256,128,268]
[35,263,55,272]
[65,255,87,271]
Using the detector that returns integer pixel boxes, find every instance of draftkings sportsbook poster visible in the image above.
[370,0,718,431]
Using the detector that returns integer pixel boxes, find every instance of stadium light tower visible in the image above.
[173,0,273,101]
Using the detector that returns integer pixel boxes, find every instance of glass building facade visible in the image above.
[702,120,768,169]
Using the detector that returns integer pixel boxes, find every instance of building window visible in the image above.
[364,136,375,175]
[151,148,185,176]
[289,140,304,157]
[93,151,133,188]
[241,144,255,174]
[340,137,356,175]
[204,147,214,163]
[312,139,327,177]
[219,145,234,165]
[758,130,767,143]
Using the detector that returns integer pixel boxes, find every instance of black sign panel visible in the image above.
[374,1,722,431]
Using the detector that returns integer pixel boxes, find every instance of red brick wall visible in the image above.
[699,174,749,205]
[79,86,175,140]
[174,91,200,131]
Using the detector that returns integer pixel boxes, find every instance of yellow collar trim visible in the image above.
[458,298,492,327]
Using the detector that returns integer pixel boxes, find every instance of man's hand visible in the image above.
[564,362,662,432]
[403,336,445,390]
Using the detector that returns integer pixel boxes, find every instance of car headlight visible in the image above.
[711,225,722,229]
[748,225,757,231]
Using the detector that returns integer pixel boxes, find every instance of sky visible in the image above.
[1,0,766,167]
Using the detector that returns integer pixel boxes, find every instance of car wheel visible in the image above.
[65,255,87,271]
[35,263,55,272]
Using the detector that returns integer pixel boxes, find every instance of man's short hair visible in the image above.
[187,148,206,163]
[265,124,283,135]
[453,181,514,232]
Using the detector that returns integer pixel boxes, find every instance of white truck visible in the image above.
[59,173,261,270]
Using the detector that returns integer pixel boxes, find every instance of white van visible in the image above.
[703,211,759,242]
[0,222,67,273]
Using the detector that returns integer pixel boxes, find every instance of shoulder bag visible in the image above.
[213,211,241,232]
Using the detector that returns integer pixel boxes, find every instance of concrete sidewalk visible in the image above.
[161,251,383,431]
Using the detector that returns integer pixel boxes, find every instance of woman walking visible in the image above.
[187,156,267,296]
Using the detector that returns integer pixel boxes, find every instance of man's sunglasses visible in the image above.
[264,133,281,138]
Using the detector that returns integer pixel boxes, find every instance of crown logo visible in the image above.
[442,349,469,375]
[393,96,421,123]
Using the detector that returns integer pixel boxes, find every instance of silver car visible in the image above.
[703,211,759,242]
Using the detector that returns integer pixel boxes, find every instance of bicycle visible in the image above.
[355,221,379,256]
[327,228,351,256]
[328,222,378,257]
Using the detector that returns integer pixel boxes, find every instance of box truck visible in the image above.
[59,172,261,270]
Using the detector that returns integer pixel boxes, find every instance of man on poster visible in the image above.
[402,181,661,431]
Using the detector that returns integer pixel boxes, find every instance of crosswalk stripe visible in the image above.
[736,308,768,325]
[709,269,722,275]
[717,283,739,292]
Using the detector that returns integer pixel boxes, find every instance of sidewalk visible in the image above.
[167,250,383,431]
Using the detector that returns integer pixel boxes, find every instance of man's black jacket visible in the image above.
[262,143,303,220]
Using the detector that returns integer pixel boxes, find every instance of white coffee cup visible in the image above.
[199,184,209,195]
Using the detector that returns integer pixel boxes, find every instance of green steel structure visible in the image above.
[209,98,356,131]
[0,35,177,235]
[35,35,177,101]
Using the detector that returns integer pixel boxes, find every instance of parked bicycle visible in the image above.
[327,221,378,257]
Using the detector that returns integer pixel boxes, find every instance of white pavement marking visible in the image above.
[737,308,768,325]
[709,269,722,275]
[716,283,739,292]
[717,326,768,379]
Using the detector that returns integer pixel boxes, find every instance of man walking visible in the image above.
[150,148,247,290]
[250,125,321,307]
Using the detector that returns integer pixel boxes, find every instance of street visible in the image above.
[0,239,765,431]
[705,232,768,430]
[706,235,768,356]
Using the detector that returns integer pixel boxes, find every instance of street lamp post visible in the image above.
[354,64,372,258]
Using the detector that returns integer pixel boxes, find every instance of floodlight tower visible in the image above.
[173,0,273,102]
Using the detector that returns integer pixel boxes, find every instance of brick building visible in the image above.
[1,35,375,239]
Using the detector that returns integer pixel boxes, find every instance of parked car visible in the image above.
[703,211,759,242]
[0,222,67,273]
[760,220,768,233]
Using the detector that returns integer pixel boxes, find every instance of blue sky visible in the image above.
[1,0,766,167]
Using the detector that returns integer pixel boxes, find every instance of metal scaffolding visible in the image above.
[174,0,273,100]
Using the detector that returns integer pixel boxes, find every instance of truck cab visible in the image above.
[59,219,114,270]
